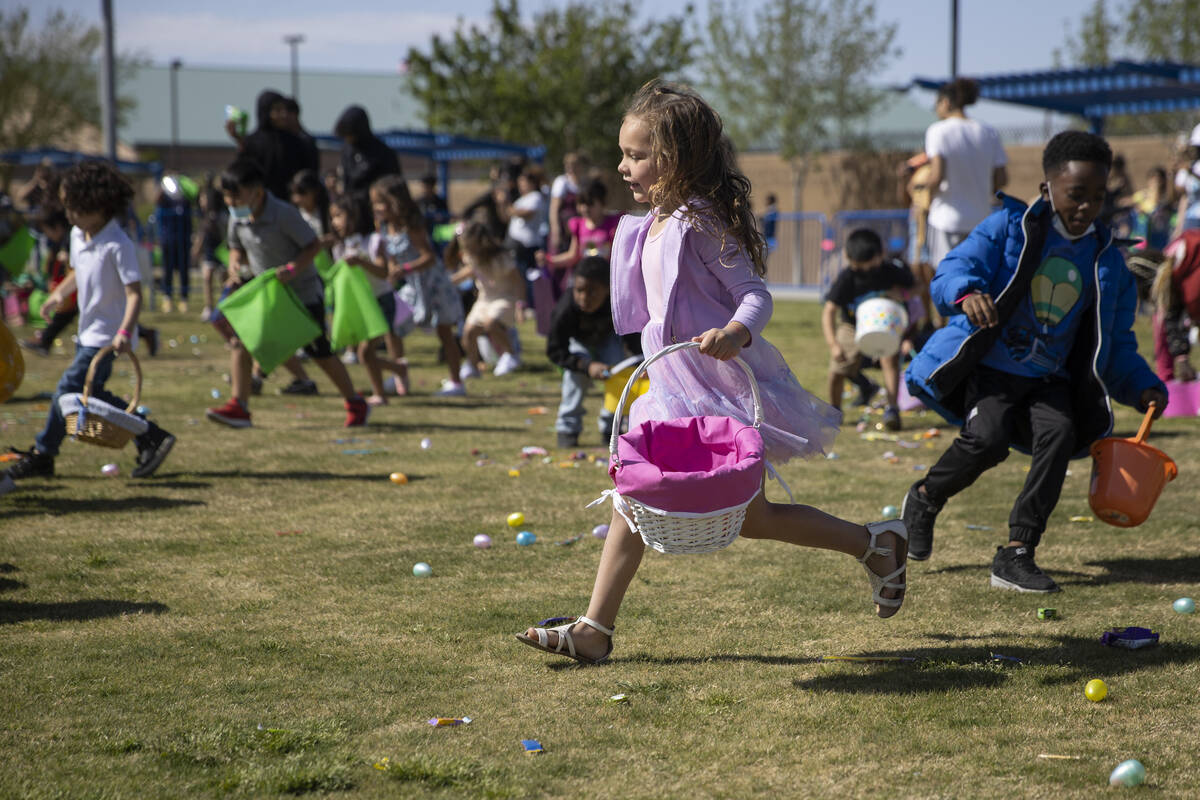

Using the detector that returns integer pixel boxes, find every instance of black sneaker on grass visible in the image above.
[279,378,318,396]
[901,481,941,561]
[557,432,579,449]
[990,545,1060,593]
[132,426,176,478]
[0,447,54,496]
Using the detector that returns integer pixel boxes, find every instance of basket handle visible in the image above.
[608,341,763,464]
[81,345,142,414]
[1132,403,1157,444]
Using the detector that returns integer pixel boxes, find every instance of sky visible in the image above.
[39,0,1101,127]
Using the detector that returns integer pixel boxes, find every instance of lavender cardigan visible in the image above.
[609,210,773,346]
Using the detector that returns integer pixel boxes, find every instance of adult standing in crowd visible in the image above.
[923,78,1007,268]
[333,105,402,235]
[226,89,318,201]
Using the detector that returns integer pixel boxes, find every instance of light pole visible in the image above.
[169,58,182,170]
[100,0,117,161]
[949,0,959,79]
[283,34,305,100]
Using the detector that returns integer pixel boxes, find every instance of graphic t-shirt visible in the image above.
[568,214,621,260]
[980,226,1097,378]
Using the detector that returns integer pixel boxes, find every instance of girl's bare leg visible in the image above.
[523,509,643,660]
[359,336,386,401]
[436,324,463,381]
[461,324,483,367]
[485,321,512,357]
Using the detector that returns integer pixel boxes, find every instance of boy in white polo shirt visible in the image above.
[1,162,175,496]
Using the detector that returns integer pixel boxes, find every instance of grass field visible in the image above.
[1,300,1197,799]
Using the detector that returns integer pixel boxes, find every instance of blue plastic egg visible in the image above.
[1174,597,1195,614]
[210,389,221,399]
[881,505,900,519]
[1109,759,1146,787]
[412,562,432,577]
[516,531,536,546]
[592,524,609,539]
[136,405,150,416]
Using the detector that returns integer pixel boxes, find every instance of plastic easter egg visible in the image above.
[508,469,521,477]
[1084,679,1107,702]
[389,472,409,485]
[168,339,178,348]
[135,405,150,416]
[1173,597,1195,614]
[189,335,199,344]
[100,462,120,477]
[412,562,432,577]
[516,531,536,546]
[592,524,609,539]
[473,533,492,549]
[1109,759,1146,787]
[419,437,432,450]
[507,512,525,528]
[210,389,221,399]
[881,505,899,519]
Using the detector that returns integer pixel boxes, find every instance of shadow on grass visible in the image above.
[1070,555,1200,586]
[363,420,530,434]
[921,562,1094,582]
[0,598,168,625]
[130,480,213,490]
[1,495,206,519]
[545,652,819,671]
[177,469,398,482]
[790,633,1200,694]
[0,577,26,592]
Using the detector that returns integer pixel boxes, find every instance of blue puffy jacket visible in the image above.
[906,194,1164,457]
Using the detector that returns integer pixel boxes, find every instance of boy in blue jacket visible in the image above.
[903,131,1167,593]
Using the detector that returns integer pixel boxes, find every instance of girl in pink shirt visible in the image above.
[539,178,622,276]
[516,81,910,665]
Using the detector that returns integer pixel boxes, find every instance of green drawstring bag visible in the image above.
[217,271,321,374]
[26,289,49,329]
[313,249,337,282]
[0,227,36,277]
[214,242,229,267]
[328,260,388,349]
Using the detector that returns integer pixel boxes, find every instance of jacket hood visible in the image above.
[255,90,288,131]
[334,105,372,140]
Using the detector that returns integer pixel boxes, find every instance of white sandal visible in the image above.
[859,520,908,618]
[515,615,614,665]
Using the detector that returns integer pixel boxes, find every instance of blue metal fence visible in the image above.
[765,209,912,295]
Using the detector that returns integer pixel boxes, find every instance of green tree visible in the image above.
[1065,0,1118,66]
[0,6,144,179]
[404,0,695,168]
[703,0,899,211]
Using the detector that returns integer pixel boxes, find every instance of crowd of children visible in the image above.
[0,82,1190,648]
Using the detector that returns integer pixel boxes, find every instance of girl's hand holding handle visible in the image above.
[692,322,750,361]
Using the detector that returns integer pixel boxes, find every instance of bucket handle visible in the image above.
[1132,403,1157,444]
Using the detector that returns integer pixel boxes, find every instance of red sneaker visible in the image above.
[206,399,252,428]
[344,396,370,427]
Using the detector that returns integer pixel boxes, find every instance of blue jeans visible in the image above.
[35,345,127,457]
[556,335,626,436]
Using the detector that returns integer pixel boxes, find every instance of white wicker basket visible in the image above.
[604,342,764,555]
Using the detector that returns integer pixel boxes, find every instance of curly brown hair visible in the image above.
[624,80,766,275]
[59,160,134,221]
[369,174,424,235]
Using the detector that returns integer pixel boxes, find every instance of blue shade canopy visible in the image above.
[912,60,1200,132]
[0,147,163,178]
[314,129,544,163]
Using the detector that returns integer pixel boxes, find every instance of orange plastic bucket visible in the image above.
[1089,405,1177,527]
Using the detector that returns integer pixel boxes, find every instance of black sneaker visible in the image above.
[852,378,881,407]
[883,405,902,431]
[131,426,176,478]
[0,447,54,495]
[901,481,941,561]
[19,337,50,357]
[279,378,318,396]
[990,545,1060,593]
[557,432,579,449]
[250,375,263,396]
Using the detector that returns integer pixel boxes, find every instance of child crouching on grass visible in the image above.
[903,131,1167,592]
[2,162,175,496]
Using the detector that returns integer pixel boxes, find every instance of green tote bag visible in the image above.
[217,271,322,374]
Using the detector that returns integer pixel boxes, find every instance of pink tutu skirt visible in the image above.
[631,323,842,464]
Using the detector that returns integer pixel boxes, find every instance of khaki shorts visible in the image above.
[829,322,862,377]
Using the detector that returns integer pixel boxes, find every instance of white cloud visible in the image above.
[118,11,485,70]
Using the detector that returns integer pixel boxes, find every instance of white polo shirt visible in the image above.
[70,218,142,349]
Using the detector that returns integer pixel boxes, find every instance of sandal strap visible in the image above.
[576,615,614,638]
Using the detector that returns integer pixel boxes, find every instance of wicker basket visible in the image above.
[64,346,143,449]
[605,342,764,555]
